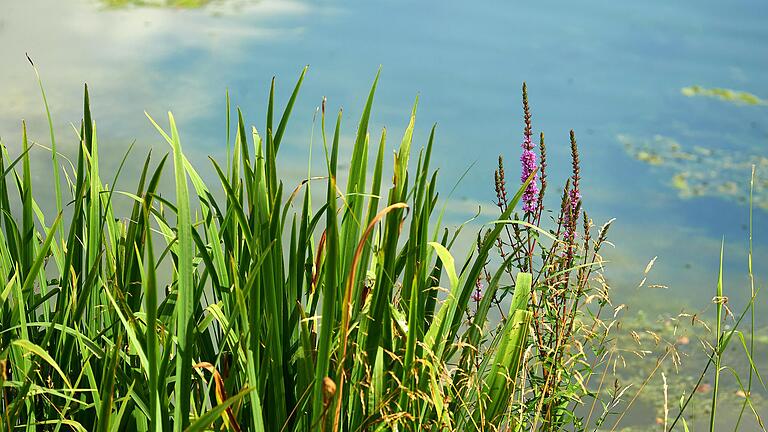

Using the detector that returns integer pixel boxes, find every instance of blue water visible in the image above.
[1,0,767,314]
[2,1,767,428]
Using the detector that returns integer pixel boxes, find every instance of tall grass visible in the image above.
[665,166,765,432]
[0,69,538,431]
[0,68,763,431]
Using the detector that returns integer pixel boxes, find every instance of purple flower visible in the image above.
[471,289,483,302]
[472,279,484,302]
[564,129,582,242]
[520,135,539,213]
[563,188,581,240]
[569,189,581,214]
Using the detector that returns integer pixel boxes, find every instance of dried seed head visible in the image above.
[322,376,336,401]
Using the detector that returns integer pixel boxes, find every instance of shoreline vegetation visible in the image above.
[0,68,764,431]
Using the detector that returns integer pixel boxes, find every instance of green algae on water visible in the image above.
[619,134,768,209]
[681,86,766,106]
[100,0,213,9]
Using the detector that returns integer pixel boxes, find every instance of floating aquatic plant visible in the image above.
[681,86,766,106]
[99,0,215,9]
[619,133,768,209]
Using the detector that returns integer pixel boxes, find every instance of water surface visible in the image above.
[2,0,766,329]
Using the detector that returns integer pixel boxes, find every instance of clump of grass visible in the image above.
[0,68,540,431]
[0,67,763,432]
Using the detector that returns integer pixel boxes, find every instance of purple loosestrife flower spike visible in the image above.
[520,83,538,213]
[471,288,483,302]
[537,132,547,213]
[472,278,484,302]
[563,130,582,240]
[521,136,539,213]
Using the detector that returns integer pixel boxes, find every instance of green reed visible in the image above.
[0,68,762,432]
[0,69,539,431]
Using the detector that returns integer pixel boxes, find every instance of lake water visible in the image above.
[2,0,767,428]
[2,1,766,321]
